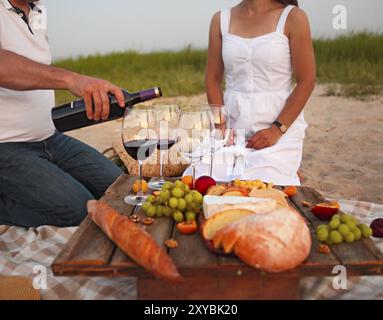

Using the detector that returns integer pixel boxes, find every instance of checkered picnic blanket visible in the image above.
[0,200,382,300]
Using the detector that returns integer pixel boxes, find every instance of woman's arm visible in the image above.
[247,8,316,150]
[205,12,225,106]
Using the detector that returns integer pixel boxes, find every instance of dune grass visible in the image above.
[54,32,383,104]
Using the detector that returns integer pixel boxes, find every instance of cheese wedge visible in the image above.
[249,188,290,208]
[202,195,277,220]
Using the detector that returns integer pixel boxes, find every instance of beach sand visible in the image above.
[67,85,383,204]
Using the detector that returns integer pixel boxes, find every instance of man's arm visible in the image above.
[0,49,125,121]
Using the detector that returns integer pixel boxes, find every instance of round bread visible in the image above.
[213,208,311,273]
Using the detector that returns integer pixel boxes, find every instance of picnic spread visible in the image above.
[9,175,370,300]
[0,175,382,299]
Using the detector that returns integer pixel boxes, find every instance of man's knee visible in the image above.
[49,190,93,227]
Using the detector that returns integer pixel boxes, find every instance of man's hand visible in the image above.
[246,126,283,150]
[67,74,125,121]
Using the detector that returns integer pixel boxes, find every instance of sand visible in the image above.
[67,85,383,204]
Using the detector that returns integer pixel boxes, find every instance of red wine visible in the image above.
[157,139,176,151]
[124,139,158,161]
[52,87,162,132]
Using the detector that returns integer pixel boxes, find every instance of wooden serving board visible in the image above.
[53,175,383,281]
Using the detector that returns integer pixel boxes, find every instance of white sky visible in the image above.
[43,0,383,59]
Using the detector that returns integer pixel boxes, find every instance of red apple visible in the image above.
[311,202,340,221]
[194,176,216,195]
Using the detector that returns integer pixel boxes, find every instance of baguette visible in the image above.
[87,200,182,282]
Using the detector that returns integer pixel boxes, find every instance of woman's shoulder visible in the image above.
[287,6,310,25]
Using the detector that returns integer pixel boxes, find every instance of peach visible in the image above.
[311,201,340,221]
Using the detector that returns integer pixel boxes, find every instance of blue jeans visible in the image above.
[0,132,122,227]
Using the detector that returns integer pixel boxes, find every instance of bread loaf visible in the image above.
[213,208,311,273]
[87,200,182,282]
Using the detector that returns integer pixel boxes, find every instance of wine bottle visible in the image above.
[52,87,162,132]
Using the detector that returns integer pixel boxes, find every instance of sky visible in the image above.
[43,0,383,60]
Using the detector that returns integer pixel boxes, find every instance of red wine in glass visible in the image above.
[124,139,158,161]
[156,139,177,151]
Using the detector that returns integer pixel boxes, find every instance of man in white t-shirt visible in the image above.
[0,0,126,227]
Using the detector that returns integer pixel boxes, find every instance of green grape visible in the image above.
[346,221,357,232]
[186,211,197,222]
[329,219,340,230]
[316,225,329,233]
[146,206,156,217]
[192,191,203,204]
[161,189,171,200]
[156,206,164,217]
[330,230,343,244]
[352,228,362,240]
[169,197,179,209]
[173,210,184,222]
[317,229,329,242]
[142,202,151,212]
[162,206,173,217]
[172,187,185,198]
[338,224,351,236]
[146,195,156,203]
[332,214,341,221]
[183,184,190,193]
[174,180,184,188]
[344,232,355,243]
[162,181,174,191]
[359,224,373,238]
[341,214,352,223]
[184,194,194,205]
[177,198,187,212]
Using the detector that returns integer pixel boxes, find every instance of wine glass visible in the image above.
[227,129,254,180]
[121,107,157,205]
[209,105,231,177]
[148,104,180,191]
[177,106,214,184]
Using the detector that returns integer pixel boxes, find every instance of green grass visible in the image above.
[314,32,383,98]
[54,32,383,104]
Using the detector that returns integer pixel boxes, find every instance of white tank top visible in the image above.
[221,5,307,140]
[0,1,55,143]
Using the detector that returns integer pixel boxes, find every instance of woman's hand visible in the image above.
[246,126,283,150]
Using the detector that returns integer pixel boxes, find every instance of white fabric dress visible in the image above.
[185,5,307,186]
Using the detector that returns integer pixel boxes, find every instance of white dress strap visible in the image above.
[276,5,295,34]
[220,8,231,35]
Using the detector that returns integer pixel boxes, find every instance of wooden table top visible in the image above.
[52,175,383,279]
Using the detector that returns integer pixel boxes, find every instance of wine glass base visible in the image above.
[124,194,147,206]
[148,178,165,191]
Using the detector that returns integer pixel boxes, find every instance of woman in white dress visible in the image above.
[205,0,316,185]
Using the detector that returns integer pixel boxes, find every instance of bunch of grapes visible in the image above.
[316,213,373,245]
[142,180,203,223]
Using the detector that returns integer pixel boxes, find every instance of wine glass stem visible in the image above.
[191,163,196,189]
[137,160,144,197]
[210,150,214,177]
[159,150,165,182]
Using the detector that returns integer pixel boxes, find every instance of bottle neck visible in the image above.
[120,87,162,106]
